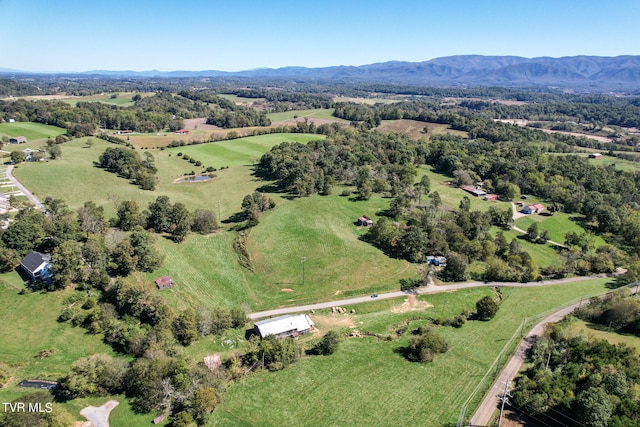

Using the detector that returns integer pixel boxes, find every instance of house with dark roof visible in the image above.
[20,251,51,282]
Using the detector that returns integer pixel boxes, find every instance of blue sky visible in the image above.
[1,0,639,72]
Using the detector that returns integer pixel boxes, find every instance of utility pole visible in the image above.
[217,199,221,222]
[519,318,526,338]
[498,380,511,427]
[301,257,306,286]
[545,353,551,371]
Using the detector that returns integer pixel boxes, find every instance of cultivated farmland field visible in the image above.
[212,279,612,426]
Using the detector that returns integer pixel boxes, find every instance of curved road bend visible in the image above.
[5,164,45,211]
[248,272,618,320]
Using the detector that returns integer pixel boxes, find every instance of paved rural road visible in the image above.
[248,272,620,319]
[5,164,45,211]
[469,282,637,426]
[468,303,581,427]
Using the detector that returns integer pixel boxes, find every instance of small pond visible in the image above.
[175,174,215,183]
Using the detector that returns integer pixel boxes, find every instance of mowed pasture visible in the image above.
[62,92,150,107]
[0,122,66,142]
[244,192,412,309]
[514,213,607,248]
[213,279,612,426]
[143,190,412,312]
[267,108,348,124]
[12,134,324,217]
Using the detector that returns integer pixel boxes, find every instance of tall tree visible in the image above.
[50,240,84,289]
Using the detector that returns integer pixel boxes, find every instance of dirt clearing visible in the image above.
[391,294,433,313]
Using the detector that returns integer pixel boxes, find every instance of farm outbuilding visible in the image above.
[588,153,603,159]
[462,185,487,197]
[356,215,373,226]
[20,251,51,282]
[8,136,27,144]
[253,314,315,339]
[155,276,175,289]
[484,194,499,201]
[522,204,544,214]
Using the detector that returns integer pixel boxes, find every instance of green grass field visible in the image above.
[566,318,640,351]
[218,94,265,105]
[333,96,401,105]
[0,122,66,142]
[418,166,507,212]
[514,213,607,248]
[62,92,148,107]
[0,277,120,393]
[213,279,612,426]
[12,134,324,217]
[266,108,348,123]
[166,133,326,167]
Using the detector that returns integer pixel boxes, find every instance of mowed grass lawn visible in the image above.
[213,279,612,426]
[165,133,326,167]
[515,213,607,248]
[0,122,66,142]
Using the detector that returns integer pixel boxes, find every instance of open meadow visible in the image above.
[0,122,66,142]
[266,108,348,123]
[212,279,612,426]
[61,92,149,107]
[0,276,130,420]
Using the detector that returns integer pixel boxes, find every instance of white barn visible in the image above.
[253,314,315,339]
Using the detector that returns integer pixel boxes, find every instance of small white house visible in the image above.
[253,314,315,339]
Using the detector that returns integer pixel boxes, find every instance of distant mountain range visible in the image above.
[2,55,640,91]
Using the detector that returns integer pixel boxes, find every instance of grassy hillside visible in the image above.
[0,277,118,392]
[213,279,612,426]
[12,134,323,217]
[0,122,66,142]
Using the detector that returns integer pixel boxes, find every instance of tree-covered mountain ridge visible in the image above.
[3,55,639,91]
